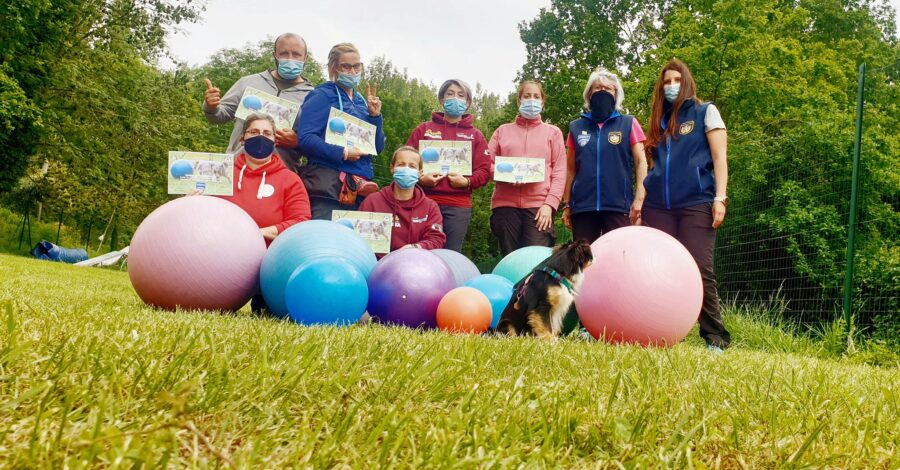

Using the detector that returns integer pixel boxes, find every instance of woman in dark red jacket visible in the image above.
[359,146,446,254]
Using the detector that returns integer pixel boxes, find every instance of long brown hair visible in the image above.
[645,59,702,163]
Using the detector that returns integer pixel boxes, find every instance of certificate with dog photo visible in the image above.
[167,152,234,196]
[234,87,301,130]
[493,156,546,184]
[324,108,379,156]
[419,140,472,176]
[332,210,393,254]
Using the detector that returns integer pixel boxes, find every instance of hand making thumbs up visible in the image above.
[204,78,221,110]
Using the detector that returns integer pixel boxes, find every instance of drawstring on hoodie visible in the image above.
[237,163,268,199]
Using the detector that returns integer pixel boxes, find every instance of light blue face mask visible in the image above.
[393,167,420,189]
[443,98,468,118]
[518,99,543,119]
[277,59,305,80]
[664,84,681,103]
[337,72,361,89]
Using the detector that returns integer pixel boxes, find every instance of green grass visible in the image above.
[1,253,898,468]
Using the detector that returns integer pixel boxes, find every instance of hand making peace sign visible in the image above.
[366,82,381,117]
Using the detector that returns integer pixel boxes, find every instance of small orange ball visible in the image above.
[436,287,493,334]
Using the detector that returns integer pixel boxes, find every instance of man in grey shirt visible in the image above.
[202,33,314,173]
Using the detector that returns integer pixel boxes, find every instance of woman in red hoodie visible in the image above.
[406,79,491,252]
[488,81,567,255]
[359,146,446,254]
[217,113,312,243]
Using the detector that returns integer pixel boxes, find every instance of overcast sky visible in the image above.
[166,0,552,96]
[167,0,900,97]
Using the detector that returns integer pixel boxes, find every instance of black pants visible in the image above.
[490,207,556,256]
[642,203,731,348]
[570,210,631,244]
[439,205,472,252]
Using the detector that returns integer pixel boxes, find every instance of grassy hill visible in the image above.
[1,254,897,467]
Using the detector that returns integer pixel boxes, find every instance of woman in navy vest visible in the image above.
[643,59,731,352]
[561,68,648,244]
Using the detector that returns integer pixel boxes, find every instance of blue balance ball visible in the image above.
[492,245,553,284]
[260,220,376,317]
[242,95,263,111]
[285,258,368,325]
[170,159,193,179]
[335,218,354,230]
[496,162,514,173]
[464,274,514,328]
[421,147,440,163]
[328,117,347,134]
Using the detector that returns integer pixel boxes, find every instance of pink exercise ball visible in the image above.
[574,226,703,347]
[128,196,266,311]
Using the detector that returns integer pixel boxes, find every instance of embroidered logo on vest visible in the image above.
[679,121,695,135]
[608,132,622,145]
[576,131,590,147]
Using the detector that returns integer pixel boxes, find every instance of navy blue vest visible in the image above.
[643,101,716,210]
[568,113,635,214]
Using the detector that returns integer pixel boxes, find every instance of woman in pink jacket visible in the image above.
[488,81,567,255]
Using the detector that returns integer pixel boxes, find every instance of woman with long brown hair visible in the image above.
[643,59,731,351]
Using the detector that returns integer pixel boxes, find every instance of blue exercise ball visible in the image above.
[335,218,354,230]
[170,159,193,179]
[328,117,347,134]
[242,95,263,110]
[285,258,368,325]
[432,249,481,287]
[464,274,514,328]
[496,162,514,173]
[492,245,553,284]
[421,147,440,162]
[260,220,376,317]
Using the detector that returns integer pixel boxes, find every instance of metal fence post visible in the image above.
[842,62,865,334]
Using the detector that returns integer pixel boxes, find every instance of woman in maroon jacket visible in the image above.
[359,146,446,254]
[406,79,491,252]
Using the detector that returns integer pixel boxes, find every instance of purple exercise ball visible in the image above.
[367,249,455,328]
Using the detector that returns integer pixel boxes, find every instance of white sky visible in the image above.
[166,0,552,96]
[167,0,900,97]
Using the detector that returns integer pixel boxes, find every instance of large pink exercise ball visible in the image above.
[128,196,266,311]
[574,226,703,347]
[367,249,455,328]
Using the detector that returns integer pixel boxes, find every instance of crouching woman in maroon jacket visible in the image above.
[359,146,446,254]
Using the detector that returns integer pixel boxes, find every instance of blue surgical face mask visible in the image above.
[664,84,681,103]
[277,59,305,80]
[443,98,467,118]
[337,72,361,89]
[244,135,275,158]
[393,167,420,189]
[518,99,543,119]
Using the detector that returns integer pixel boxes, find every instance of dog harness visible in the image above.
[515,266,575,303]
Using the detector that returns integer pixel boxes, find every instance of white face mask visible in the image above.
[664,84,681,103]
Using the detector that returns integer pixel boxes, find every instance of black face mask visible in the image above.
[244,135,275,158]
[589,91,616,123]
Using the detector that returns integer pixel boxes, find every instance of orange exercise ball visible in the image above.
[436,287,493,334]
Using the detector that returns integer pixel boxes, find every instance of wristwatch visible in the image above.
[714,196,730,207]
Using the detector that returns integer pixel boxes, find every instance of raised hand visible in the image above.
[366,82,381,116]
[204,78,221,110]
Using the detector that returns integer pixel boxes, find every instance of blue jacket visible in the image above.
[568,112,635,214]
[643,100,716,210]
[295,82,385,179]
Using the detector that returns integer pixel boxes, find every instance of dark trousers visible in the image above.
[642,203,731,348]
[309,196,362,221]
[439,205,472,252]
[570,210,631,244]
[490,207,556,256]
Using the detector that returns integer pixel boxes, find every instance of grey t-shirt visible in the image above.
[705,104,726,132]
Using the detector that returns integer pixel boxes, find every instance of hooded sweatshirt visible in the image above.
[405,112,491,208]
[488,115,567,210]
[216,153,311,244]
[295,82,385,179]
[202,71,314,173]
[359,183,446,254]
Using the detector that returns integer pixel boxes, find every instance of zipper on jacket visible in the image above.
[665,135,672,210]
[696,167,702,192]
[596,128,602,211]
